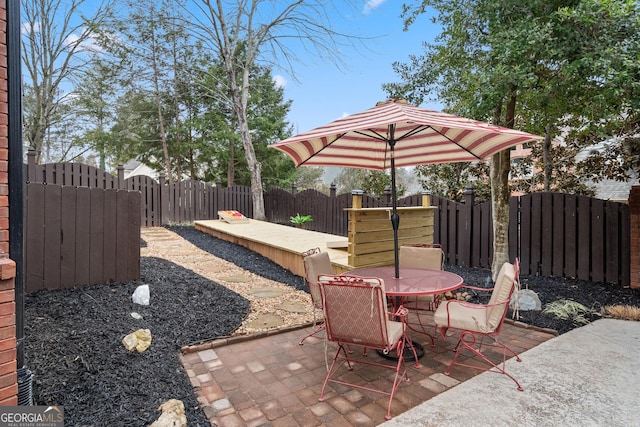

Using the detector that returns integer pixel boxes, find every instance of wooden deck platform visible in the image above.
[195,219,350,277]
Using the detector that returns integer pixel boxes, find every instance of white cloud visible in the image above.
[273,74,287,89]
[63,28,103,54]
[22,22,102,53]
[363,0,388,15]
[21,22,40,35]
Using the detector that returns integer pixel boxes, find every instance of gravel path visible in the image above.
[23,225,640,426]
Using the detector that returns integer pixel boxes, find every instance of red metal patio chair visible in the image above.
[433,259,524,390]
[298,248,333,345]
[317,274,416,420]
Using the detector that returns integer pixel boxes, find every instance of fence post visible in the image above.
[214,178,222,218]
[27,149,36,182]
[630,185,640,288]
[351,190,363,209]
[291,182,297,196]
[116,165,124,189]
[463,184,475,206]
[329,183,337,235]
[159,172,168,225]
[460,184,475,267]
[421,191,431,207]
[383,187,391,206]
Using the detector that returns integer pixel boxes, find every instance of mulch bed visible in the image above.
[447,264,640,335]
[23,225,640,425]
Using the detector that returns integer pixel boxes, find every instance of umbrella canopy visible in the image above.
[270,99,543,277]
[271,99,542,169]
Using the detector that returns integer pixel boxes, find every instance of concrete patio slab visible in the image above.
[381,318,640,427]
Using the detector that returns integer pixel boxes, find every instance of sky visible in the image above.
[60,0,441,135]
[273,1,442,134]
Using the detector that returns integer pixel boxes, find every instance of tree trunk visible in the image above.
[227,139,235,187]
[543,122,553,192]
[490,149,511,281]
[490,89,517,280]
[237,112,265,219]
[149,20,172,185]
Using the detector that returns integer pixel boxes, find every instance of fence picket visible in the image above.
[44,184,62,290]
[116,190,130,282]
[60,186,77,288]
[519,195,532,276]
[74,187,91,286]
[577,195,591,281]
[564,194,577,278]
[25,184,45,292]
[591,199,605,283]
[89,188,105,284]
[104,189,118,282]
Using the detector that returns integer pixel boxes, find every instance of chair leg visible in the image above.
[385,340,409,420]
[299,308,325,345]
[298,321,324,345]
[444,331,524,391]
[319,341,410,420]
[319,343,352,402]
[405,298,437,347]
[402,335,421,369]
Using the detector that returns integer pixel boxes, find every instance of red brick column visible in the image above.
[0,260,15,405]
[630,185,640,289]
[0,1,17,405]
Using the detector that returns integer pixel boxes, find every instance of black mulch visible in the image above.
[447,265,640,334]
[23,225,640,426]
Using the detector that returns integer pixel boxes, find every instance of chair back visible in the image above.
[399,244,444,270]
[486,261,518,330]
[302,249,333,309]
[318,275,391,349]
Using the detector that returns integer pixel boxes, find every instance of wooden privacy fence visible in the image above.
[24,155,633,286]
[25,183,141,293]
[430,190,630,286]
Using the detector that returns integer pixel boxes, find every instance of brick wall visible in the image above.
[0,1,17,405]
[630,185,640,289]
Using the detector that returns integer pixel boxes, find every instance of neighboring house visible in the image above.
[122,159,161,180]
[574,140,639,203]
[122,159,194,181]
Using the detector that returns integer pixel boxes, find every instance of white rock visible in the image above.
[132,284,150,305]
[149,399,187,427]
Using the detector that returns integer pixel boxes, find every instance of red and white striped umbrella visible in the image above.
[271,99,542,277]
[270,99,542,169]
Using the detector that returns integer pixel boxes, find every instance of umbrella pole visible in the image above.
[389,136,400,279]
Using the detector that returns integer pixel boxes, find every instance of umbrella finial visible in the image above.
[376,99,408,107]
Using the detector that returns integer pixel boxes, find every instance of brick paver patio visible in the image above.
[180,313,555,426]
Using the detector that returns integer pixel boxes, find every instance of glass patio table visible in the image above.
[342,266,464,361]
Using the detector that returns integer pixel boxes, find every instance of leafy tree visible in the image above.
[335,169,407,200]
[416,162,490,202]
[71,58,122,170]
[187,53,294,187]
[509,0,640,192]
[21,0,114,163]
[108,89,166,170]
[292,167,326,192]
[108,0,186,184]
[388,0,539,276]
[390,0,639,277]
